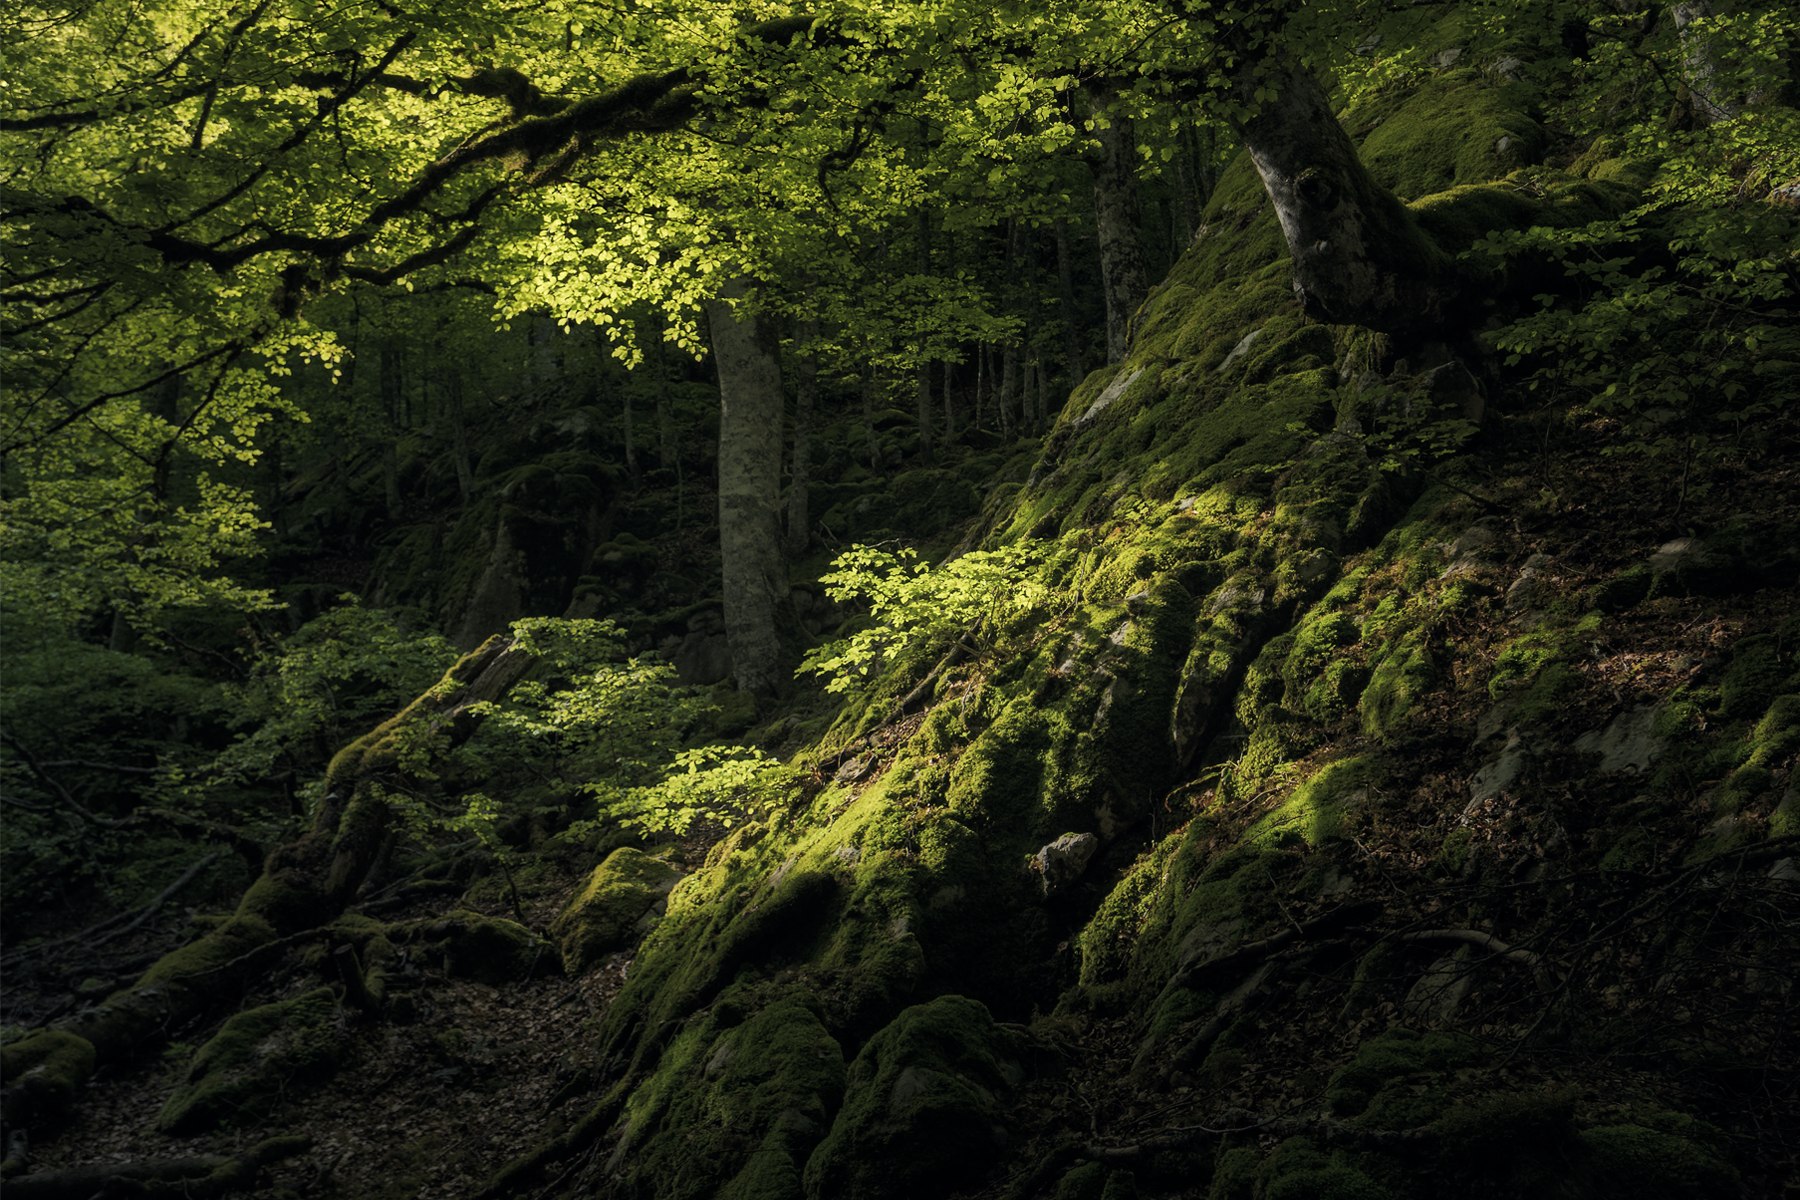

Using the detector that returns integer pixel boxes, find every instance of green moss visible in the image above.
[1582,1121,1741,1198]
[0,1030,96,1116]
[551,847,682,972]
[429,909,559,985]
[1246,756,1374,849]
[1718,635,1785,720]
[1350,75,1545,200]
[1323,1026,1489,1122]
[1361,629,1433,740]
[155,987,343,1134]
[1259,1136,1395,1200]
[802,995,1024,1200]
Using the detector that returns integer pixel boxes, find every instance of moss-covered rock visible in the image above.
[802,995,1025,1200]
[551,847,683,972]
[155,987,344,1134]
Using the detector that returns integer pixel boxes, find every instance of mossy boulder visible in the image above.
[1581,1114,1741,1198]
[423,909,561,985]
[155,987,344,1134]
[550,847,683,972]
[801,995,1026,1200]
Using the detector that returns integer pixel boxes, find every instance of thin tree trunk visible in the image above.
[379,344,404,520]
[861,360,883,472]
[1174,129,1200,246]
[914,207,935,463]
[649,319,676,472]
[1087,87,1149,365]
[443,367,475,503]
[998,220,1023,438]
[787,319,818,556]
[1054,217,1084,391]
[942,357,955,445]
[704,278,788,699]
[1672,2,1742,125]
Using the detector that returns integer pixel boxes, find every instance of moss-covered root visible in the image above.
[802,995,1027,1200]
[0,639,538,1138]
[156,988,344,1135]
[0,1134,310,1199]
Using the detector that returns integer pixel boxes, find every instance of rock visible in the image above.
[835,753,877,783]
[550,848,682,972]
[1215,327,1264,374]
[1431,47,1464,67]
[1036,833,1100,894]
[1404,948,1477,1022]
[1493,55,1523,79]
[1572,706,1664,773]
[1505,553,1552,611]
[1767,857,1798,884]
[1465,727,1545,814]
[156,988,343,1134]
[1419,359,1485,425]
[1079,367,1146,424]
[802,996,1024,1200]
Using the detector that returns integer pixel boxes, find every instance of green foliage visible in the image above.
[798,542,1048,694]
[458,618,785,836]
[202,599,459,816]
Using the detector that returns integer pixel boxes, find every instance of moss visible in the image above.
[1322,1026,1489,1121]
[1716,693,1800,817]
[1258,1136,1395,1200]
[1245,756,1374,848]
[138,912,278,987]
[429,909,560,985]
[1582,1121,1741,1198]
[1360,628,1433,740]
[0,1029,96,1116]
[801,995,1025,1200]
[1718,634,1785,720]
[1349,75,1546,200]
[155,987,343,1134]
[1207,1146,1262,1200]
[551,847,682,972]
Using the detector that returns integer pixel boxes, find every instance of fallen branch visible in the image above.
[2,1134,310,1200]
[1396,928,1557,994]
[0,853,221,969]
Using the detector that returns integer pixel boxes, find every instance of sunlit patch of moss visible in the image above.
[1244,756,1375,849]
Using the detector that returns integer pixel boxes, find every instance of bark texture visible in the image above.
[787,319,818,556]
[704,277,788,698]
[1228,53,1460,333]
[1087,89,1149,364]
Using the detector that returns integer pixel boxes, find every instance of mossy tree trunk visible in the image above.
[1087,86,1148,365]
[1224,47,1461,333]
[0,636,534,1136]
[705,276,789,698]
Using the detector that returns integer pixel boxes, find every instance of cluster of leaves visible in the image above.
[1469,201,1799,511]
[798,541,1047,694]
[450,618,783,837]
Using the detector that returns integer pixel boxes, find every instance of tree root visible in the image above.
[1,1134,310,1199]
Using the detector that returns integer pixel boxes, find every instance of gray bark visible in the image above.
[379,344,403,520]
[787,319,818,556]
[1087,88,1149,365]
[861,361,883,471]
[1672,2,1744,124]
[1227,51,1459,333]
[1054,217,1084,390]
[914,208,935,461]
[704,278,788,698]
[442,366,475,503]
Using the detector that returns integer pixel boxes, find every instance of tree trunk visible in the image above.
[648,319,676,472]
[379,344,404,521]
[861,361,883,472]
[1174,130,1200,246]
[1087,87,1149,365]
[704,277,788,699]
[442,366,475,503]
[1054,217,1084,391]
[1225,49,1460,333]
[787,319,818,556]
[914,207,935,463]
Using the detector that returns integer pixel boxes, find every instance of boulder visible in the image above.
[551,848,682,972]
[1035,832,1100,895]
[156,988,343,1134]
[802,996,1024,1200]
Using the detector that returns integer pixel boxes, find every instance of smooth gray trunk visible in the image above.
[1087,88,1149,365]
[442,366,474,502]
[1054,217,1084,390]
[861,361,883,471]
[915,208,935,462]
[787,319,818,556]
[1672,2,1745,124]
[705,278,787,698]
[379,344,403,520]
[1227,50,1459,333]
